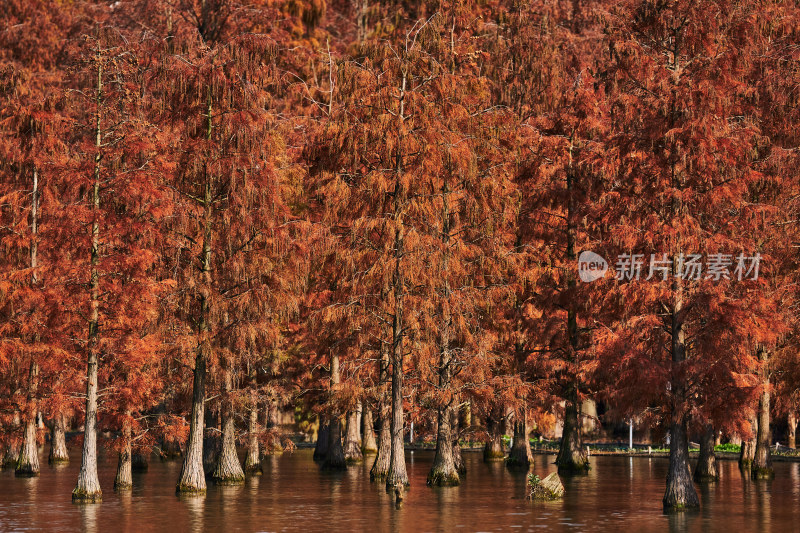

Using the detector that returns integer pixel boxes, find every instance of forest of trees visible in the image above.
[2,0,800,513]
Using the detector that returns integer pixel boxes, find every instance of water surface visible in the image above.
[0,448,797,532]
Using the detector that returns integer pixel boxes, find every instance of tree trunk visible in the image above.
[370,341,391,480]
[212,370,245,485]
[694,423,718,482]
[244,389,261,474]
[49,412,69,464]
[752,347,773,479]
[17,168,40,478]
[343,410,363,463]
[361,406,378,455]
[556,398,588,473]
[73,62,104,503]
[16,361,40,477]
[386,318,408,487]
[507,412,533,469]
[132,451,149,472]
[483,407,505,462]
[788,410,796,449]
[323,353,346,470]
[662,267,699,511]
[428,404,459,485]
[177,92,215,494]
[313,418,329,461]
[452,407,465,474]
[324,418,346,470]
[385,70,409,491]
[114,414,133,490]
[663,420,699,511]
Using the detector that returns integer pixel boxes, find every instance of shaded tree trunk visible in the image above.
[244,388,261,475]
[323,353,346,470]
[452,407,465,475]
[114,413,133,491]
[343,409,363,463]
[483,407,505,462]
[313,417,329,461]
[212,370,245,485]
[49,412,69,464]
[556,398,588,473]
[507,411,533,469]
[694,423,718,482]
[370,341,391,480]
[663,420,699,511]
[132,452,149,472]
[361,406,378,455]
[788,410,796,449]
[428,404,459,486]
[752,347,773,479]
[662,271,699,512]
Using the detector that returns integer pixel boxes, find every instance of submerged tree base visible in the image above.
[752,466,774,480]
[483,450,505,462]
[15,463,40,477]
[176,484,207,495]
[556,460,590,475]
[427,469,460,486]
[72,489,102,503]
[212,475,245,486]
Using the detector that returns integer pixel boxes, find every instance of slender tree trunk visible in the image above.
[323,353,346,470]
[244,388,261,474]
[788,410,796,449]
[177,94,215,494]
[343,409,363,463]
[16,361,40,477]
[385,70,409,490]
[483,407,505,462]
[49,412,69,464]
[313,417,329,461]
[361,406,378,455]
[662,268,699,511]
[556,144,588,475]
[752,347,773,479]
[694,423,718,482]
[17,168,41,478]
[212,369,245,485]
[370,341,391,480]
[114,413,133,490]
[74,64,104,502]
[507,411,533,469]
[452,407,465,474]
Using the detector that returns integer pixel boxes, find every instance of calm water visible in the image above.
[0,448,798,532]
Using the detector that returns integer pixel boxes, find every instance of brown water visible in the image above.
[0,449,797,532]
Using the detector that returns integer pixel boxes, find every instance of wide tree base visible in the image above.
[72,489,102,503]
[114,480,133,491]
[362,446,378,455]
[483,450,505,462]
[427,469,460,486]
[212,471,245,485]
[556,460,590,475]
[15,464,40,477]
[176,484,207,494]
[693,472,718,483]
[752,466,774,480]
[49,456,70,465]
[662,501,700,513]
